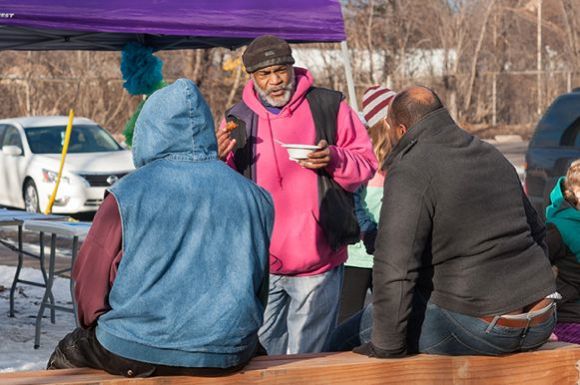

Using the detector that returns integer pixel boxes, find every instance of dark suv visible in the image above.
[525,89,580,220]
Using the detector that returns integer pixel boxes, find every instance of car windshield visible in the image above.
[24,125,122,154]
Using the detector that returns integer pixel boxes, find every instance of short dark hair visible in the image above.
[390,87,443,129]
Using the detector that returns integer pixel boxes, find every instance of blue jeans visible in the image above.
[329,295,556,355]
[258,265,343,355]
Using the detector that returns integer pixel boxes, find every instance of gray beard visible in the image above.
[253,72,296,108]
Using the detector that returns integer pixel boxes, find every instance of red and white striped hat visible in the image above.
[362,85,397,128]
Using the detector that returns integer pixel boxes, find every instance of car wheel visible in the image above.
[23,180,40,213]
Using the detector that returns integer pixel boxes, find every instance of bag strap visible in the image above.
[306,87,344,146]
[307,87,359,250]
[306,86,345,192]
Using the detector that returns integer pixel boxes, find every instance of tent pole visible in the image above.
[340,40,358,112]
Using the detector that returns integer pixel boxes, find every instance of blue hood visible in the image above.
[132,78,217,168]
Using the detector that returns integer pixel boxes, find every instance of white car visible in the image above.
[0,116,134,214]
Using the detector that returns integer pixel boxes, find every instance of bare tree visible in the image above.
[464,0,496,111]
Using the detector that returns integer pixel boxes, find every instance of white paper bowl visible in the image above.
[281,144,321,160]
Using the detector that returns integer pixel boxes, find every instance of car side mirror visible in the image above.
[2,145,23,156]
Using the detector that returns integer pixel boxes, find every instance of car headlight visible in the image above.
[42,169,70,184]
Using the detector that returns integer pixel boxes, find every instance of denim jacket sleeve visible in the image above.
[354,185,378,234]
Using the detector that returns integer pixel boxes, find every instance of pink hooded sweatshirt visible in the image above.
[224,68,377,276]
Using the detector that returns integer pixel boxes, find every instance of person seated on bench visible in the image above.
[47,79,274,377]
[545,159,580,343]
[328,86,558,357]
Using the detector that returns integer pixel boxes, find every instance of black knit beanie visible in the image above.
[242,35,295,73]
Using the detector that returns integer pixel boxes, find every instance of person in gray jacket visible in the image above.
[329,86,557,357]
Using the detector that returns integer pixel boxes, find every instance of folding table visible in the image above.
[0,209,65,318]
[23,220,91,348]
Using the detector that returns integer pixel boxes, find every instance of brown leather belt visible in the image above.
[480,298,555,328]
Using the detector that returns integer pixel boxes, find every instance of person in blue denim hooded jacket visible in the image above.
[47,79,275,377]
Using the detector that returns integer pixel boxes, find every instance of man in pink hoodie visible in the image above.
[217,35,377,355]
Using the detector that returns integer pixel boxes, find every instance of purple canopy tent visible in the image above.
[0,0,358,108]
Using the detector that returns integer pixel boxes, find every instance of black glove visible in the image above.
[362,229,377,255]
[352,342,407,359]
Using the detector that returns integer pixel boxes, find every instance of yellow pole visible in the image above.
[44,109,74,215]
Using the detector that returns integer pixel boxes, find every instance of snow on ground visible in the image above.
[0,265,76,372]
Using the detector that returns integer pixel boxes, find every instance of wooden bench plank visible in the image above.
[0,368,118,385]
[1,346,579,385]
